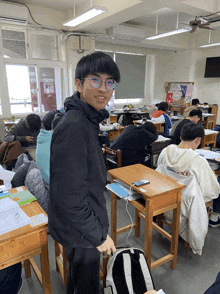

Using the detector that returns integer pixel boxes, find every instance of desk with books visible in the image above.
[108,164,185,270]
[0,187,51,294]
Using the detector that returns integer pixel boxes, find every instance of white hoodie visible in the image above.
[157,144,220,255]
[157,144,220,202]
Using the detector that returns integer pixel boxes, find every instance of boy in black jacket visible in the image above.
[48,52,120,294]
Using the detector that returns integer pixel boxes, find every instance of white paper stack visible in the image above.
[0,198,31,235]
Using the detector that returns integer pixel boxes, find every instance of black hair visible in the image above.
[25,114,41,131]
[51,113,64,130]
[158,102,168,112]
[188,108,203,121]
[75,51,120,84]
[181,122,204,141]
[192,98,200,105]
[143,121,157,134]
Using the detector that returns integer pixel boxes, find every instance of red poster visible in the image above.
[166,92,173,104]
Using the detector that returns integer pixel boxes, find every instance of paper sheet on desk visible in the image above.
[155,135,172,142]
[204,129,218,135]
[195,149,220,160]
[0,198,31,235]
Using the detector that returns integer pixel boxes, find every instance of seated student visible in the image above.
[0,262,23,294]
[3,113,42,147]
[173,108,202,145]
[41,107,65,130]
[151,102,172,135]
[36,115,62,184]
[110,121,158,167]
[157,122,220,218]
[183,98,200,117]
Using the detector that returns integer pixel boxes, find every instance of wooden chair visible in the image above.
[102,144,122,170]
[158,201,212,250]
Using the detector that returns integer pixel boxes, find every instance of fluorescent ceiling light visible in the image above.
[146,28,190,40]
[200,43,220,48]
[63,6,106,27]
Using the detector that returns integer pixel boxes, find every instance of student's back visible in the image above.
[110,123,158,166]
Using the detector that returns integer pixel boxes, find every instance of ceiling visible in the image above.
[2,0,220,50]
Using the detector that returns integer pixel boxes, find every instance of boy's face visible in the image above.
[75,73,113,111]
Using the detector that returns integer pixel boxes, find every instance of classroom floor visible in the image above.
[19,189,220,294]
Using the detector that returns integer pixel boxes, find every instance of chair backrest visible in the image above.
[102,144,122,169]
[149,138,172,168]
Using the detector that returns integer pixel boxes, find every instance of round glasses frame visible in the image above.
[81,77,116,91]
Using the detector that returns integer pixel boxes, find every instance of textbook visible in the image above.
[9,190,37,206]
[106,183,129,198]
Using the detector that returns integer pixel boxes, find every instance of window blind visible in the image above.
[115,53,146,99]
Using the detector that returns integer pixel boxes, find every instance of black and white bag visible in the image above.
[104,248,155,294]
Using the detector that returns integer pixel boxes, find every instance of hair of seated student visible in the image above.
[158,102,168,112]
[180,122,205,141]
[75,51,120,85]
[188,108,203,121]
[192,98,200,105]
[143,121,158,134]
[25,114,41,131]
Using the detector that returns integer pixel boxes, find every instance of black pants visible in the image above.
[0,262,21,294]
[66,247,101,294]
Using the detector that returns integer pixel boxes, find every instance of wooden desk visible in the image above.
[108,164,185,270]
[108,127,125,142]
[201,129,218,148]
[3,119,20,133]
[0,187,51,294]
[133,120,163,133]
[170,105,187,116]
[110,115,118,124]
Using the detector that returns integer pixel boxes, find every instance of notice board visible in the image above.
[166,82,194,104]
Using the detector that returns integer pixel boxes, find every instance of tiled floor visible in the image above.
[19,190,220,294]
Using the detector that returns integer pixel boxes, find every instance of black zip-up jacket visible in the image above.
[48,92,109,248]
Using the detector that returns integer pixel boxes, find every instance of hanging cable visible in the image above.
[176,12,179,29]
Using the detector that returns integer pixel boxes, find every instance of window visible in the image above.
[30,32,59,60]
[5,65,37,114]
[2,29,26,59]
[1,27,66,117]
[39,67,63,112]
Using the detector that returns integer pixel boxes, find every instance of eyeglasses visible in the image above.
[82,77,116,91]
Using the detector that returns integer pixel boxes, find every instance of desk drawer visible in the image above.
[0,231,41,264]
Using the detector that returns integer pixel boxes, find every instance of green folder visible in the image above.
[9,190,37,206]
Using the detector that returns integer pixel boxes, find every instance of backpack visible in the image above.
[104,248,155,294]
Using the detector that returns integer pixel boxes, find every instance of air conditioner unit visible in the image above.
[107,25,145,42]
[0,2,29,25]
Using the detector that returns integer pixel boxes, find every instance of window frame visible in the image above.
[0,24,67,118]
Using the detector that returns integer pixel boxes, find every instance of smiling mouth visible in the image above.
[96,97,106,101]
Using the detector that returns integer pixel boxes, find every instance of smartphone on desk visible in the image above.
[132,179,150,186]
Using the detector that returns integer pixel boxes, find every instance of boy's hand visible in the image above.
[26,136,36,143]
[96,234,116,255]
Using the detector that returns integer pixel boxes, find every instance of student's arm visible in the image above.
[3,121,28,144]
[50,122,108,248]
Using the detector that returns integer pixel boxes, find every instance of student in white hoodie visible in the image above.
[157,122,220,227]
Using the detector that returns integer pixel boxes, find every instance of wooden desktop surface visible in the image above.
[0,187,51,294]
[108,164,185,270]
